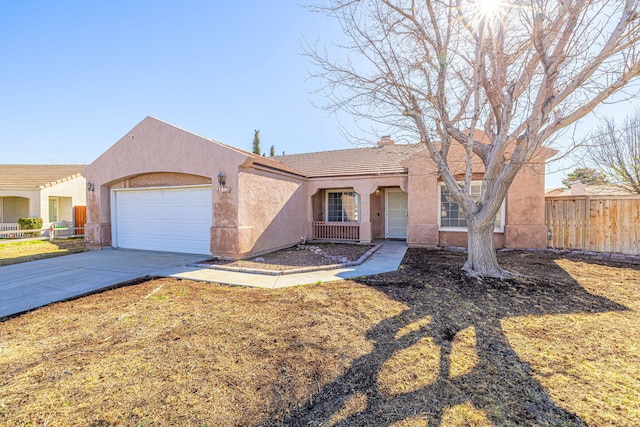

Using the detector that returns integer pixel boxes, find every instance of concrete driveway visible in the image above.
[0,249,206,318]
[1,241,408,319]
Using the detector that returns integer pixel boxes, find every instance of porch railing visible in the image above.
[312,221,360,241]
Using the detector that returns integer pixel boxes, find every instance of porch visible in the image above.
[310,186,408,243]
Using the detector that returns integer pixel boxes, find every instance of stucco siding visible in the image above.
[439,231,506,249]
[235,168,306,258]
[504,155,548,248]
[83,117,554,255]
[370,189,385,239]
[40,175,87,225]
[404,153,439,247]
[112,172,211,189]
[403,144,553,249]
[0,190,40,219]
[83,117,247,249]
[0,197,30,223]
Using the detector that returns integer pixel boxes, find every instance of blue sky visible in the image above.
[0,1,349,163]
[0,1,635,188]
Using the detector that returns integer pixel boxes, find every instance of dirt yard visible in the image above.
[0,249,638,426]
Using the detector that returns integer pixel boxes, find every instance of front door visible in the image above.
[385,189,408,239]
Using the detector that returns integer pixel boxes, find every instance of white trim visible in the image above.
[324,188,360,223]
[385,188,408,239]
[437,182,505,232]
[48,196,59,223]
[111,184,212,253]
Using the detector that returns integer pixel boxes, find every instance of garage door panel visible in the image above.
[113,186,212,255]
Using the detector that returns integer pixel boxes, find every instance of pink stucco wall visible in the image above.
[232,168,307,258]
[305,175,408,243]
[84,117,554,257]
[82,116,306,258]
[403,144,554,249]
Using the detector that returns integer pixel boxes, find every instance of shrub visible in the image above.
[18,217,43,237]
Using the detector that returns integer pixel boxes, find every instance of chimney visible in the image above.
[570,183,587,196]
[377,135,395,148]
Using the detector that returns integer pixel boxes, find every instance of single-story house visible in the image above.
[0,164,87,229]
[83,117,554,258]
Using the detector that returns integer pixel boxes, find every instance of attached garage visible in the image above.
[111,185,212,255]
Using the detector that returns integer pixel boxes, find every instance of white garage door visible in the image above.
[112,186,212,255]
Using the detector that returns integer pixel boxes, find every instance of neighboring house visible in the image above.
[0,165,87,229]
[83,117,555,258]
[546,183,637,197]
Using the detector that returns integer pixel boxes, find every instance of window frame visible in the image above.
[48,197,59,223]
[325,189,360,223]
[437,181,505,232]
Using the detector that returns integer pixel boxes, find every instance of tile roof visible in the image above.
[0,165,87,190]
[274,143,424,178]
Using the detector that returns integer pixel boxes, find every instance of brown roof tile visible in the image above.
[274,144,423,178]
[0,165,87,190]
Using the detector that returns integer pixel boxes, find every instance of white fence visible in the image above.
[0,222,84,239]
[0,223,24,238]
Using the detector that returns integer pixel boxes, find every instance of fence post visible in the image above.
[584,196,590,251]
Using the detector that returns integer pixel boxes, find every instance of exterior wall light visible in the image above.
[217,172,231,193]
[87,181,95,192]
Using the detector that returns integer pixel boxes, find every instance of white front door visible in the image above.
[385,189,408,239]
[112,185,212,255]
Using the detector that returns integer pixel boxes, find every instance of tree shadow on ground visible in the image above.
[267,250,629,427]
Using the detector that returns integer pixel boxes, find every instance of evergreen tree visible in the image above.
[562,167,609,188]
[252,130,260,155]
[270,145,275,156]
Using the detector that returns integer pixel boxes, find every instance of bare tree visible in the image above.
[306,0,640,278]
[583,109,640,194]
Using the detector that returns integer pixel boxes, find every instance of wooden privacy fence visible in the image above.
[545,195,640,255]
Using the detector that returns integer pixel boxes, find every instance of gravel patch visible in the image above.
[198,243,377,273]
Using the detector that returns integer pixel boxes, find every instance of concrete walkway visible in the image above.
[157,240,408,288]
[0,241,407,318]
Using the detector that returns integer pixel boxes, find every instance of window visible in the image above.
[326,190,359,222]
[439,182,504,231]
[49,197,59,222]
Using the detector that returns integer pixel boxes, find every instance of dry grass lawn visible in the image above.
[0,239,87,266]
[0,250,638,426]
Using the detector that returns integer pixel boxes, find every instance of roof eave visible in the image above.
[38,173,85,189]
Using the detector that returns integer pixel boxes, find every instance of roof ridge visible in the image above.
[274,143,418,159]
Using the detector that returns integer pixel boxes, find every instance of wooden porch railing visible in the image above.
[312,221,360,241]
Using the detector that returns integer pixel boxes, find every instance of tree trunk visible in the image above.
[464,218,508,279]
